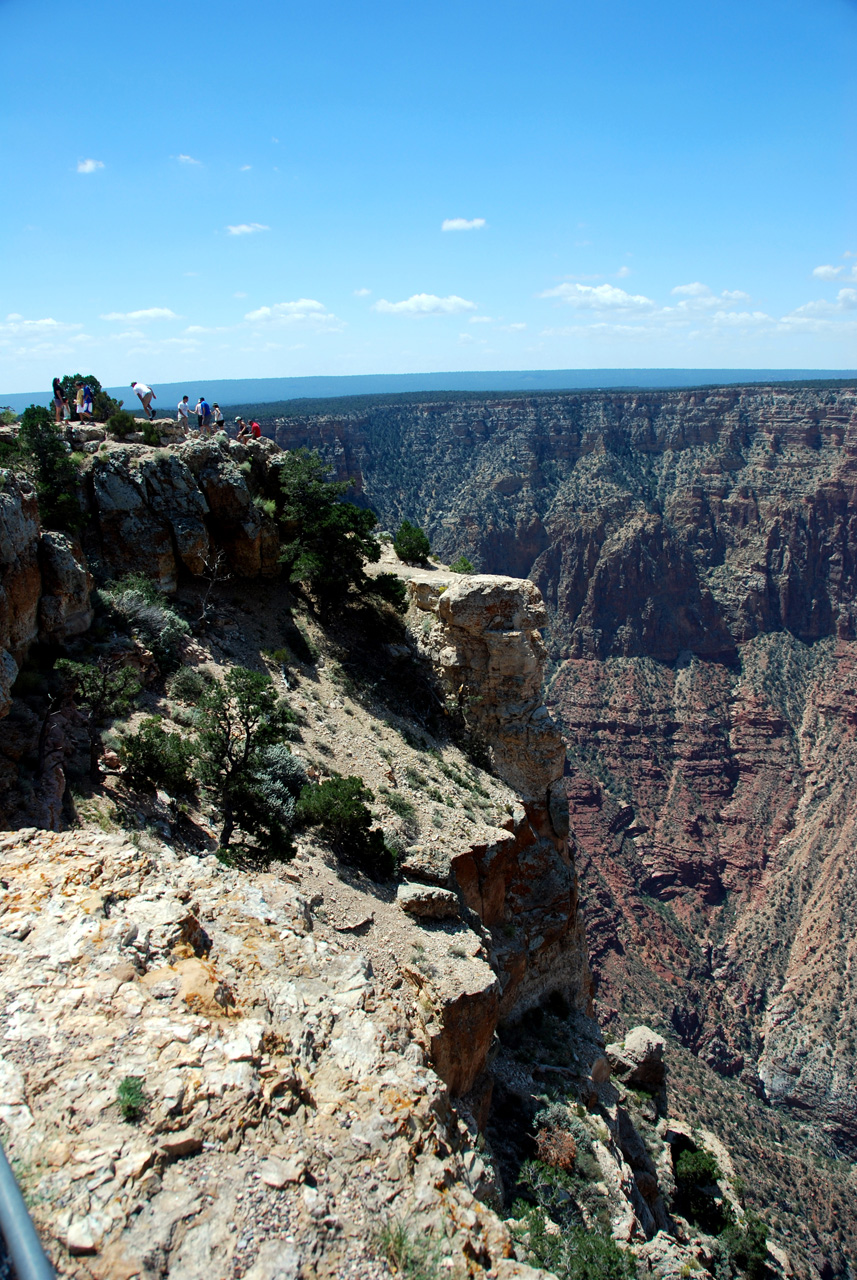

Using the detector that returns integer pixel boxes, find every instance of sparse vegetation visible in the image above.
[106,410,137,440]
[119,717,195,794]
[393,519,431,564]
[296,775,395,878]
[195,666,302,863]
[374,1218,438,1280]
[19,404,84,531]
[117,1075,146,1122]
[449,554,475,574]
[100,574,191,671]
[55,658,141,778]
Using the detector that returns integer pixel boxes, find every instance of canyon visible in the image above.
[2,389,857,1276]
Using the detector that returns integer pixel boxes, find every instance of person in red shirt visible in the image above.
[250,420,262,439]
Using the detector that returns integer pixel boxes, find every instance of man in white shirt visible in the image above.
[177,396,190,433]
[131,381,156,421]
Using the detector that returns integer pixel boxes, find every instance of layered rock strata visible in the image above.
[408,575,592,1032]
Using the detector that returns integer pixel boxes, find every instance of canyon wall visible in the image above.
[271,387,857,1155]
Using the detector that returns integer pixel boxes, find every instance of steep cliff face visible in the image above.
[271,389,857,1169]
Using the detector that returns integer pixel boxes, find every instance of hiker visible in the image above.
[195,397,204,432]
[177,395,190,433]
[131,381,157,421]
[250,419,262,439]
[236,417,249,442]
[199,396,212,434]
[212,403,224,432]
[74,383,93,422]
[52,377,68,424]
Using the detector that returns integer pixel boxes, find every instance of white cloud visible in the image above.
[239,165,252,171]
[503,322,527,331]
[176,154,201,165]
[540,283,655,311]
[783,288,857,320]
[226,223,270,236]
[441,217,486,232]
[353,288,371,297]
[100,307,179,322]
[671,282,710,297]
[234,291,247,298]
[721,289,751,301]
[0,316,80,335]
[813,264,843,280]
[709,310,772,327]
[374,293,477,316]
[616,266,631,278]
[76,159,104,174]
[469,315,492,324]
[244,298,342,329]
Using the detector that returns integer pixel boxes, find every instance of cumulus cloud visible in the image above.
[353,288,371,297]
[721,290,751,301]
[226,223,269,236]
[176,154,201,165]
[784,288,857,320]
[77,159,104,174]
[671,282,711,297]
[441,218,486,232]
[374,293,477,315]
[100,308,179,322]
[540,283,655,311]
[813,264,843,280]
[244,298,342,328]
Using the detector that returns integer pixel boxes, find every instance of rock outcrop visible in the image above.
[411,574,592,1025]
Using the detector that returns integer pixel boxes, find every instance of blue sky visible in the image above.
[2,0,855,393]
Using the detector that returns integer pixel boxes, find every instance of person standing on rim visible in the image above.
[51,377,68,424]
[177,395,190,434]
[131,381,157,421]
[195,397,204,432]
[199,396,212,434]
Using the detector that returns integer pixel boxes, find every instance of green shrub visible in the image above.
[117,1076,146,1122]
[101,576,190,671]
[106,410,137,440]
[120,717,195,794]
[449,554,475,574]
[674,1148,727,1232]
[142,419,161,446]
[167,665,212,703]
[55,658,141,778]
[59,373,121,423]
[276,447,381,607]
[373,1218,438,1280]
[370,572,408,613]
[19,405,84,531]
[0,407,17,426]
[296,775,394,878]
[195,667,300,862]
[721,1211,768,1280]
[253,495,277,518]
[393,519,431,564]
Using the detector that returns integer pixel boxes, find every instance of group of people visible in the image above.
[52,377,93,423]
[49,376,264,442]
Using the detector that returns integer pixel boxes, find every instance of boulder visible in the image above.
[397,882,460,919]
[607,1025,667,1090]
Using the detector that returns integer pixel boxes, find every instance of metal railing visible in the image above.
[0,1140,54,1280]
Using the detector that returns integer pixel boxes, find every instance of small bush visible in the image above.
[106,410,137,440]
[117,1076,146,1122]
[370,572,408,613]
[675,1148,727,1232]
[296,776,394,878]
[393,519,431,564]
[142,419,161,446]
[374,1219,438,1280]
[253,495,277,519]
[721,1211,768,1280]
[535,1126,577,1172]
[101,576,190,671]
[120,717,195,794]
[167,665,212,703]
[449,554,475,574]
